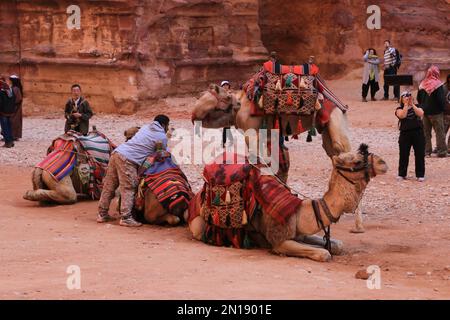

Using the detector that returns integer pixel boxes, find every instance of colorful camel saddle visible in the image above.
[36,130,116,199]
[189,153,302,248]
[135,152,193,215]
[244,61,348,125]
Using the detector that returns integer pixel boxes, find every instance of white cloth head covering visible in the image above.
[220,80,230,87]
[9,74,19,79]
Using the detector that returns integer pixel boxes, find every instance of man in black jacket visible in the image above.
[64,84,93,135]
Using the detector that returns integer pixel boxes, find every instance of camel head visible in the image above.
[190,83,239,128]
[124,126,140,141]
[332,144,388,182]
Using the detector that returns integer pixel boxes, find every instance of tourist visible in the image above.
[362,48,380,102]
[383,40,400,101]
[444,74,450,153]
[97,114,171,227]
[396,92,425,181]
[417,65,446,157]
[64,84,93,135]
[0,76,15,148]
[9,75,23,140]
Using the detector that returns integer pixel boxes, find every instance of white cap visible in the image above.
[220,80,230,87]
[9,74,19,79]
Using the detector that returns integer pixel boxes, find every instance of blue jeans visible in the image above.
[0,116,13,143]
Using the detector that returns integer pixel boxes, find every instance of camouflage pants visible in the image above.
[98,152,138,218]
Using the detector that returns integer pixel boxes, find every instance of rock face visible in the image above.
[259,0,450,79]
[0,0,267,114]
[0,0,449,114]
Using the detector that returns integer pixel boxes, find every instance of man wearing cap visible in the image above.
[97,114,170,227]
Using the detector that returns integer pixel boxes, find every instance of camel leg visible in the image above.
[24,172,76,204]
[145,212,181,226]
[189,216,206,241]
[272,240,331,262]
[31,168,44,190]
[143,191,182,226]
[351,204,365,233]
[296,235,344,255]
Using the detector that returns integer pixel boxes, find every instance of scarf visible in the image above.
[419,65,444,95]
[368,54,378,80]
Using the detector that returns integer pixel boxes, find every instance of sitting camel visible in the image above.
[133,150,193,226]
[24,130,115,204]
[188,144,388,262]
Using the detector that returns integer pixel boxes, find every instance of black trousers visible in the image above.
[383,66,400,99]
[362,79,379,99]
[398,129,425,178]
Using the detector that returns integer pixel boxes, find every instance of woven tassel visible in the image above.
[243,234,252,249]
[242,210,248,225]
[306,131,312,142]
[261,118,267,130]
[213,213,220,225]
[225,190,231,204]
[292,134,299,140]
[275,79,282,91]
[286,121,292,135]
[286,92,293,105]
[273,117,279,129]
[297,119,303,133]
[213,191,221,205]
[310,126,317,136]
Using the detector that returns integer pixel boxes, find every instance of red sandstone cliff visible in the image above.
[0,0,449,114]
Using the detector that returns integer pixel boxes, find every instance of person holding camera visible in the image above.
[395,91,425,181]
[64,84,93,135]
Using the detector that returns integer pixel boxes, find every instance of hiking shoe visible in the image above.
[382,97,389,101]
[97,213,116,223]
[396,176,406,181]
[417,177,425,182]
[119,217,142,227]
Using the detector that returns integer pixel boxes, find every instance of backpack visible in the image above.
[394,48,402,69]
[0,89,16,115]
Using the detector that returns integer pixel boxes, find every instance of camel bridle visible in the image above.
[312,152,375,254]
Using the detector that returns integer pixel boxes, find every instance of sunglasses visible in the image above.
[402,93,412,98]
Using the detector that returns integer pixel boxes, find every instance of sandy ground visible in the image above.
[0,79,449,299]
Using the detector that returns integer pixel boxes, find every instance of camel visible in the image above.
[23,131,115,205]
[188,144,388,262]
[190,84,369,233]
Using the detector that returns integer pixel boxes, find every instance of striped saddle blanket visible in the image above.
[36,130,115,199]
[135,154,193,214]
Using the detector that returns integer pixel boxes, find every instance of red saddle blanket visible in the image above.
[188,153,302,248]
[135,167,193,214]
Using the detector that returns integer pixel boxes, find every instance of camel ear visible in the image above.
[209,83,219,93]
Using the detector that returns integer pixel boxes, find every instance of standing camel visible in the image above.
[190,84,366,233]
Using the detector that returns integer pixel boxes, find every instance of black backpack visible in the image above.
[0,89,16,115]
[394,48,402,69]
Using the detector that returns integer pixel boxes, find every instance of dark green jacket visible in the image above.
[64,97,93,135]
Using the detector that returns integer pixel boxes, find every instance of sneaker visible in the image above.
[119,217,142,227]
[382,97,389,101]
[396,176,406,181]
[417,177,425,182]
[97,213,116,223]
